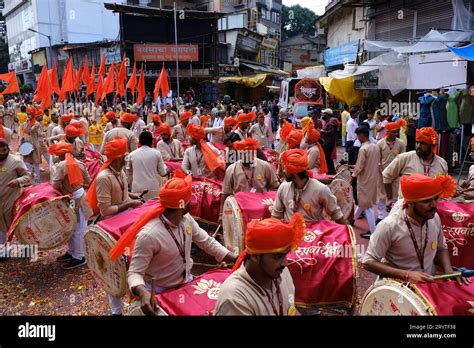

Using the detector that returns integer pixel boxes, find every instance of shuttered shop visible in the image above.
[373,8,416,40]
[415,1,454,37]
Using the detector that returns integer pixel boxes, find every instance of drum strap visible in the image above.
[404,213,428,271]
[262,280,283,316]
[159,215,187,279]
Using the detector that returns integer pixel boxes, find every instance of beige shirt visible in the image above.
[377,137,406,200]
[172,124,190,143]
[0,154,31,231]
[22,120,42,164]
[205,126,226,145]
[95,167,131,217]
[189,115,201,126]
[46,123,58,146]
[249,123,272,148]
[50,160,91,195]
[362,208,447,276]
[128,214,229,290]
[306,144,321,172]
[182,143,221,178]
[222,158,279,195]
[352,141,381,209]
[163,111,179,127]
[157,139,184,161]
[104,122,117,133]
[382,151,448,198]
[126,145,168,201]
[0,126,12,144]
[272,178,343,222]
[100,127,138,156]
[214,266,295,316]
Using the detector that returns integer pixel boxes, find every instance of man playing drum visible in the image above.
[49,114,73,144]
[53,123,86,163]
[101,113,138,156]
[304,126,327,174]
[0,138,32,254]
[109,170,237,316]
[205,116,236,146]
[49,143,92,269]
[86,137,143,315]
[156,123,184,161]
[22,107,44,183]
[362,174,470,285]
[272,149,346,224]
[232,112,255,141]
[383,127,448,211]
[214,214,304,315]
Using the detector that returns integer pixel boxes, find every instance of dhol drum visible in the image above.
[84,199,160,297]
[83,146,104,185]
[262,148,279,171]
[360,278,474,316]
[128,268,231,316]
[222,191,276,254]
[324,179,354,221]
[19,142,34,157]
[8,183,77,250]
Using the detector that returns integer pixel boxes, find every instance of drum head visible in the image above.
[84,226,128,298]
[15,198,77,250]
[222,196,244,255]
[325,179,354,221]
[360,279,434,315]
[19,142,34,156]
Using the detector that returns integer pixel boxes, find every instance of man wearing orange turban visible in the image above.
[362,173,469,285]
[51,122,86,163]
[233,112,256,140]
[272,149,345,224]
[108,170,236,315]
[162,102,179,127]
[376,119,407,224]
[220,138,279,219]
[100,112,138,157]
[171,111,192,143]
[104,111,118,133]
[48,113,73,145]
[305,126,328,174]
[49,143,91,269]
[182,123,224,178]
[214,214,305,315]
[156,123,184,161]
[204,116,236,145]
[382,126,447,212]
[21,107,43,183]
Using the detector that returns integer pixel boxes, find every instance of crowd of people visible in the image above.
[0,92,472,316]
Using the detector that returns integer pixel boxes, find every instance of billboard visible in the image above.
[133,44,199,62]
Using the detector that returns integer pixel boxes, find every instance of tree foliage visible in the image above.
[282,5,318,41]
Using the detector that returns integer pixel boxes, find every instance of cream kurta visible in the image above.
[272,178,343,222]
[182,143,221,178]
[104,122,118,133]
[205,126,226,145]
[50,125,65,143]
[0,154,31,232]
[22,121,42,164]
[306,144,321,172]
[163,111,179,127]
[95,167,131,217]
[128,214,229,290]
[382,151,448,199]
[352,141,381,209]
[126,145,168,201]
[156,139,184,161]
[222,158,279,195]
[377,137,406,200]
[249,123,272,148]
[362,208,447,276]
[172,124,190,143]
[100,127,138,156]
[214,266,295,316]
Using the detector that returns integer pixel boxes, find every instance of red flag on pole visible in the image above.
[48,63,60,95]
[58,59,74,102]
[0,72,20,95]
[86,62,96,97]
[75,63,83,93]
[116,54,126,97]
[33,65,53,104]
[126,62,137,96]
[158,64,170,99]
[136,65,145,105]
[95,75,104,107]
[98,55,106,80]
[101,64,115,101]
[82,55,90,87]
[153,74,160,101]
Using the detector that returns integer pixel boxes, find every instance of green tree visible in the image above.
[282,5,318,41]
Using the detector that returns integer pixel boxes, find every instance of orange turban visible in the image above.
[236,112,255,124]
[48,143,83,186]
[300,117,314,134]
[401,173,456,203]
[281,149,308,174]
[385,118,407,132]
[305,126,328,174]
[109,170,192,261]
[232,213,306,272]
[279,121,295,144]
[201,114,211,126]
[180,111,192,122]
[186,123,225,173]
[224,117,237,127]
[234,138,260,151]
[286,129,304,149]
[416,127,438,154]
[61,114,74,123]
[105,111,116,121]
[65,123,84,137]
[86,137,129,215]
[152,114,161,123]
[158,123,172,136]
[120,112,137,123]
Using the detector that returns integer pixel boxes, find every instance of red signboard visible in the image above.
[294,78,323,104]
[133,44,199,62]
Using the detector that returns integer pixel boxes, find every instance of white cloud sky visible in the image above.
[282,0,329,15]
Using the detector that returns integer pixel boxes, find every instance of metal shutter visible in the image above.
[416,1,454,37]
[374,8,416,40]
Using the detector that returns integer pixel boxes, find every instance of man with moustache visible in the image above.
[362,173,470,285]
[156,123,184,161]
[205,116,236,145]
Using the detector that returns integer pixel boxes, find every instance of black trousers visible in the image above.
[322,141,336,175]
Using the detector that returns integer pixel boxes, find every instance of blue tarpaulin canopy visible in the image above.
[446,43,474,61]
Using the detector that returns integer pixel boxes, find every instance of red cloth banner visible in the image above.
[83,144,103,185]
[287,220,356,307]
[234,191,276,231]
[262,149,279,171]
[190,177,222,224]
[437,200,474,269]
[156,269,231,315]
[414,281,474,316]
[134,44,199,62]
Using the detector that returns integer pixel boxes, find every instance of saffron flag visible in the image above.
[58,59,74,102]
[98,55,106,80]
[136,65,145,105]
[82,55,90,87]
[0,71,20,95]
[101,64,115,101]
[158,65,170,99]
[126,62,137,96]
[48,63,60,95]
[116,54,126,97]
[86,62,96,97]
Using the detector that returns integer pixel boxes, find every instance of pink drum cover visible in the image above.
[97,199,160,240]
[262,149,279,171]
[414,281,474,316]
[156,269,231,315]
[287,220,356,307]
[234,191,276,232]
[163,160,182,172]
[84,144,102,161]
[437,200,474,269]
[8,183,70,239]
[190,178,223,224]
[312,173,335,181]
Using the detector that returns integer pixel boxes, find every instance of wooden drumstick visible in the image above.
[433,272,462,280]
[150,278,157,313]
[211,224,221,239]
